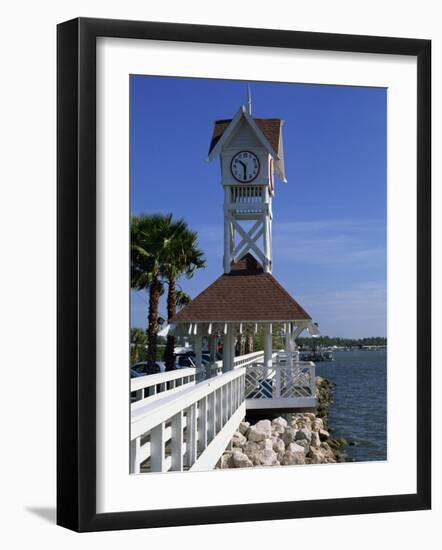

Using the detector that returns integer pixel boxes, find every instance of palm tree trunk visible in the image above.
[165,275,177,371]
[147,274,160,367]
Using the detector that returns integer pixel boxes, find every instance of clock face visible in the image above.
[230,151,260,183]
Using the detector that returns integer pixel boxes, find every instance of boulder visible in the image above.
[311,418,324,432]
[272,437,285,455]
[281,427,297,447]
[271,417,288,433]
[257,438,273,451]
[256,449,278,467]
[310,431,321,449]
[243,440,262,465]
[293,438,310,455]
[319,429,330,441]
[219,452,234,469]
[295,428,312,443]
[232,451,253,468]
[231,431,247,448]
[238,421,250,436]
[308,448,325,464]
[248,420,272,442]
[281,443,305,465]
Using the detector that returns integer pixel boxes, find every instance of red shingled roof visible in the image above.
[209,118,282,155]
[171,254,311,323]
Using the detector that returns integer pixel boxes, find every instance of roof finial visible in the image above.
[247,85,252,116]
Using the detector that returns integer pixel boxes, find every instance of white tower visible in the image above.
[208,105,286,274]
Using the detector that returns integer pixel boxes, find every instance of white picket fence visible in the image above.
[130,367,246,474]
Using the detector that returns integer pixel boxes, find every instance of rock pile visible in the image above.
[217,376,347,469]
[218,414,337,469]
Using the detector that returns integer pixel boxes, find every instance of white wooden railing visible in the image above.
[131,368,196,409]
[130,367,246,474]
[244,361,316,400]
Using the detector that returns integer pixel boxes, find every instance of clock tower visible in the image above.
[208,105,286,274]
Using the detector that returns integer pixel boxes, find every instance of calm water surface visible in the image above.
[316,349,387,462]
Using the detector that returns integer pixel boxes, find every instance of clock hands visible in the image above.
[238,160,247,181]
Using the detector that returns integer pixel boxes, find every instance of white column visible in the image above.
[209,335,217,362]
[264,324,273,368]
[285,323,292,352]
[223,331,231,373]
[194,333,202,380]
[230,330,236,369]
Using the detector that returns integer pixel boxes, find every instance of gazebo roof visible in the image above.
[171,254,311,323]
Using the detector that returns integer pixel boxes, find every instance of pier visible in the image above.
[130,350,316,474]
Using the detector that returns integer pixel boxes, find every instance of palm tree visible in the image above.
[131,214,171,367]
[130,327,147,364]
[162,219,205,370]
[131,214,205,370]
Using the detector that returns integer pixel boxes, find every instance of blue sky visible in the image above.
[130,76,386,338]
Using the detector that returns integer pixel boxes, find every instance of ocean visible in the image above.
[316,349,387,462]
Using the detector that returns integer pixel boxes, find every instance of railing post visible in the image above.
[130,436,141,474]
[186,404,197,467]
[207,392,216,442]
[171,411,184,471]
[275,365,281,398]
[198,396,208,452]
[310,365,316,397]
[216,388,222,433]
[150,423,166,472]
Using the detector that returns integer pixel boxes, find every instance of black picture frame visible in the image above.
[57,17,431,532]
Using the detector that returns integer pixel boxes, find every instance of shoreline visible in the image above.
[217,376,347,469]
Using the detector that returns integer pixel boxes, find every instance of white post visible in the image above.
[209,335,217,362]
[264,324,273,395]
[230,330,236,369]
[223,330,231,372]
[264,324,273,368]
[285,323,291,352]
[194,333,202,378]
[130,436,141,474]
[209,335,217,378]
[186,404,197,468]
[171,411,184,471]
[150,423,166,472]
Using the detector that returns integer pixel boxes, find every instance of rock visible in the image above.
[243,440,262,465]
[272,437,285,455]
[257,438,273,451]
[232,450,253,468]
[295,428,312,443]
[256,449,278,466]
[231,431,247,447]
[271,417,288,433]
[238,421,250,436]
[248,420,272,442]
[310,431,321,449]
[281,443,305,465]
[219,453,234,469]
[281,427,297,446]
[293,438,310,455]
[311,418,324,432]
[304,413,316,421]
[319,429,330,441]
[308,448,325,464]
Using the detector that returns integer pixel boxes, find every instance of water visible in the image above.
[316,349,387,462]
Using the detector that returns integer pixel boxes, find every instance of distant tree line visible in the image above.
[296,336,387,349]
